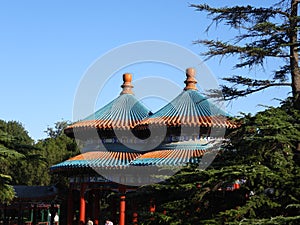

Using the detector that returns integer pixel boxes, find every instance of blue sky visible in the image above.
[0,1,291,141]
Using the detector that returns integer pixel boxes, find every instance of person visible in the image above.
[54,212,59,225]
[104,219,113,225]
[86,218,93,225]
[48,213,51,224]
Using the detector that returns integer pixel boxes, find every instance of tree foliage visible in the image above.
[0,120,48,185]
[0,119,79,202]
[36,120,80,185]
[135,99,300,224]
[0,126,23,203]
[191,0,300,109]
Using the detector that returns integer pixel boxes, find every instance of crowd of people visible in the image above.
[104,220,113,225]
[83,218,113,225]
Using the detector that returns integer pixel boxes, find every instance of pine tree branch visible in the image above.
[190,4,290,23]
[191,1,300,107]
[195,40,290,58]
[195,39,290,69]
[221,82,291,101]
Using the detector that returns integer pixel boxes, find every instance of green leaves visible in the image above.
[0,174,14,203]
[191,1,300,107]
[0,119,80,201]
[135,98,300,224]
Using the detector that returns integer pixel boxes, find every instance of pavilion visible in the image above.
[0,185,59,225]
[50,68,237,225]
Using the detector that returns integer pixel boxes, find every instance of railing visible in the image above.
[24,222,50,225]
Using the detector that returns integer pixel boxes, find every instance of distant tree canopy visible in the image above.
[191,0,300,110]
[0,119,79,203]
[45,120,70,139]
[0,120,34,186]
[0,122,23,203]
[36,120,80,185]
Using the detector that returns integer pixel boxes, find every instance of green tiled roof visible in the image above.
[50,150,141,172]
[139,89,237,128]
[50,141,214,171]
[66,94,151,131]
[54,69,237,173]
[64,73,151,137]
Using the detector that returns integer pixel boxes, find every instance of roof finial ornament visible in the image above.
[120,73,134,95]
[184,68,197,91]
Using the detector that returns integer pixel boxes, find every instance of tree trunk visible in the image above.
[290,0,300,109]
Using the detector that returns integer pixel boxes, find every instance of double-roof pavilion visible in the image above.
[50,68,237,225]
[52,68,236,172]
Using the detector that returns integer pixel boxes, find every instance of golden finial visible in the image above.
[120,73,134,94]
[184,68,197,91]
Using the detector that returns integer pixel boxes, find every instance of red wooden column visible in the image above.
[149,198,156,213]
[149,198,156,221]
[119,185,126,225]
[67,188,74,225]
[132,199,138,225]
[79,183,87,224]
[94,190,100,225]
[132,212,138,225]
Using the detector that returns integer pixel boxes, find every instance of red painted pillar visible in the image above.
[132,212,138,225]
[149,198,155,221]
[132,200,138,225]
[94,190,100,225]
[79,184,87,224]
[119,185,126,225]
[67,188,73,225]
[119,195,126,225]
[149,199,156,213]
